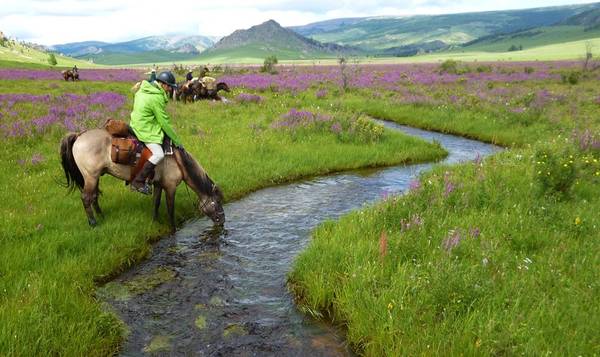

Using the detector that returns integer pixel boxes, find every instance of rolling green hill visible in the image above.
[292,3,600,51]
[461,25,600,52]
[0,39,98,68]
[389,36,600,63]
[75,50,198,65]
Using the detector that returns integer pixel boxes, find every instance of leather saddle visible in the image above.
[104,119,174,182]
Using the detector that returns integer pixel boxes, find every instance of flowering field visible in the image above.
[0,68,144,81]
[1,60,599,355]
[0,63,446,355]
[286,60,600,355]
[0,92,128,138]
[220,61,576,90]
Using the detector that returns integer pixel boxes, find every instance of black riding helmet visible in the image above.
[156,71,178,89]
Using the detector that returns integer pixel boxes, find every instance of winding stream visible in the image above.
[102,121,501,356]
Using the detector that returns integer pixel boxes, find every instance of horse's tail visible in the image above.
[175,149,223,201]
[60,133,84,192]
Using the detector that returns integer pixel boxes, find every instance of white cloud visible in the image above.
[1,0,599,45]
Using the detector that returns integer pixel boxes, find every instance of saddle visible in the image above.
[201,76,216,90]
[104,119,174,182]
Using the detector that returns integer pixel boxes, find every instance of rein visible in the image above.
[174,148,205,209]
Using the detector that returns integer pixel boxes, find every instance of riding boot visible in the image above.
[131,161,156,195]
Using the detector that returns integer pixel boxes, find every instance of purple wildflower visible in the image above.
[408,179,422,192]
[442,230,463,251]
[31,153,45,165]
[469,227,481,239]
[443,172,456,198]
[330,122,342,134]
[236,93,263,103]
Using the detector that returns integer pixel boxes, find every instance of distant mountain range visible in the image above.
[460,6,600,53]
[199,20,360,61]
[9,1,600,65]
[51,35,216,65]
[291,2,600,55]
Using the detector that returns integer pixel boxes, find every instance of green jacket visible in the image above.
[130,80,182,146]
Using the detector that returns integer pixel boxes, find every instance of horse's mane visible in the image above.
[176,149,223,201]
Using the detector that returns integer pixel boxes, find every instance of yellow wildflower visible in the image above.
[575,217,582,226]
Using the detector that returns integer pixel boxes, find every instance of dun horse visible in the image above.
[60,129,225,230]
[62,70,79,81]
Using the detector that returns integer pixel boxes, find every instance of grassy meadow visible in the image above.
[288,62,600,354]
[0,42,98,68]
[0,62,444,355]
[143,35,600,67]
[1,57,599,355]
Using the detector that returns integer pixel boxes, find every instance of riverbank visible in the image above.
[289,99,600,354]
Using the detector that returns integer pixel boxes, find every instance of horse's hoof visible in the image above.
[88,218,97,227]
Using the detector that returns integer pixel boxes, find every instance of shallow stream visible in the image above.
[101,121,501,356]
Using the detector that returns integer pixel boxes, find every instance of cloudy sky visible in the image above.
[2,0,599,45]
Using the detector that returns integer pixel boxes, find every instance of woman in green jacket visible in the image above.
[129,71,182,194]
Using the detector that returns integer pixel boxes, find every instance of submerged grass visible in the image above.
[0,76,444,354]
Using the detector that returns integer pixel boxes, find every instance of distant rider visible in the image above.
[199,66,209,78]
[129,71,183,194]
[148,68,156,82]
[186,69,193,82]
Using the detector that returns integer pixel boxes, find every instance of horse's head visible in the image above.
[217,82,231,93]
[198,185,225,226]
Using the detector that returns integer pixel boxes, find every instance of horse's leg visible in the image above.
[92,184,103,218]
[153,183,163,221]
[81,177,99,226]
[165,186,176,232]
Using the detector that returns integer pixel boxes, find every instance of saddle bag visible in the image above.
[111,137,137,165]
[105,119,130,137]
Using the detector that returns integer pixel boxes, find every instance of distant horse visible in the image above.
[193,77,231,101]
[197,81,230,101]
[62,70,79,81]
[60,130,225,231]
[175,80,196,103]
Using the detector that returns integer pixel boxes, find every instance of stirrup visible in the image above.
[131,182,152,195]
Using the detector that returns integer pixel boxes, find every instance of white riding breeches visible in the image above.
[146,143,165,165]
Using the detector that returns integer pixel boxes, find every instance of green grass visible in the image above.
[188,44,335,65]
[77,50,199,65]
[290,148,600,355]
[0,43,99,68]
[144,35,600,66]
[463,25,600,52]
[429,37,600,62]
[289,75,600,354]
[300,4,598,51]
[0,77,445,355]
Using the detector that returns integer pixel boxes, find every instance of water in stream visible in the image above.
[101,121,501,356]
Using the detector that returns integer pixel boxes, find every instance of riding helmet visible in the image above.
[156,71,178,88]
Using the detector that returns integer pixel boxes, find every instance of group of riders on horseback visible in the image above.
[138,67,230,103]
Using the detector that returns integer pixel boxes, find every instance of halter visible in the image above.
[198,196,213,211]
[198,186,220,211]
